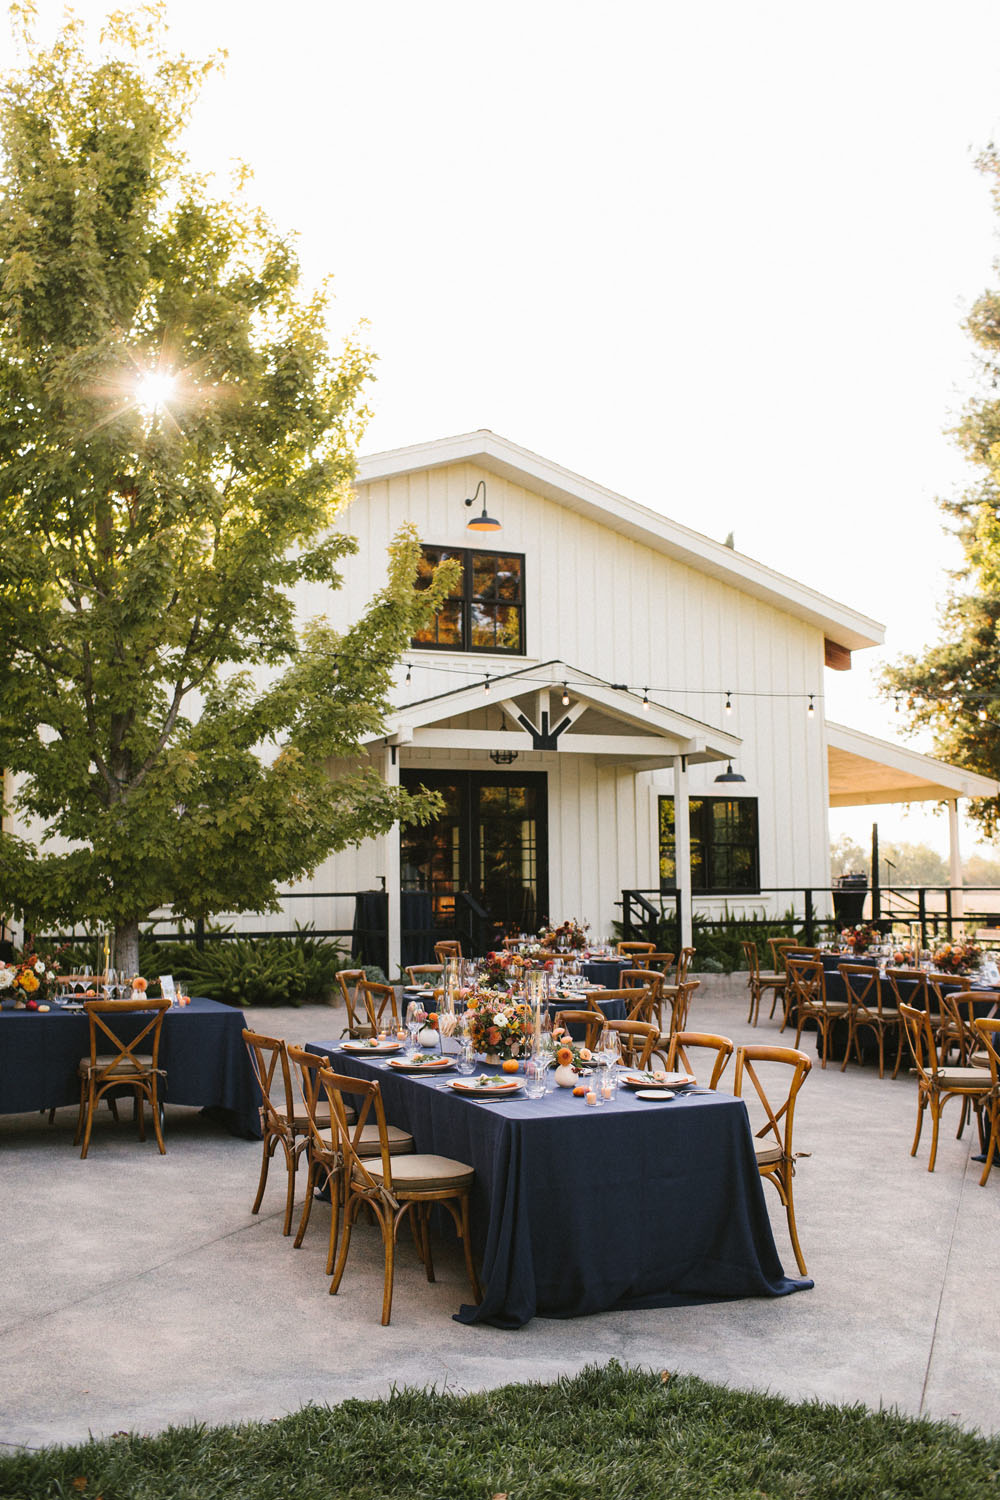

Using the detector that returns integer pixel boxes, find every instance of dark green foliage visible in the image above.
[0,1363,997,1499]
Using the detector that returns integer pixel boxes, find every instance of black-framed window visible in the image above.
[659,795,760,894]
[411,545,525,654]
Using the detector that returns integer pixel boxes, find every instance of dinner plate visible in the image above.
[387,1056,455,1073]
[634,1088,676,1101]
[623,1071,695,1090]
[341,1040,403,1056]
[450,1077,523,1096]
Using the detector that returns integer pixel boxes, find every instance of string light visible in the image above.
[725,691,732,715]
[642,688,650,711]
[561,682,570,707]
[483,674,491,694]
[807,695,815,718]
[404,663,411,684]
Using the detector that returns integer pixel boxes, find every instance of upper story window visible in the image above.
[659,795,760,895]
[411,546,525,654]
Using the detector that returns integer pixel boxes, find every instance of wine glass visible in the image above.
[406,1003,425,1056]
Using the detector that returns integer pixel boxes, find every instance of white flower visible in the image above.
[0,967,13,991]
[493,1010,509,1029]
[46,970,55,981]
[34,958,45,973]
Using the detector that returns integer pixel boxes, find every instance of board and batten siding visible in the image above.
[290,461,833,929]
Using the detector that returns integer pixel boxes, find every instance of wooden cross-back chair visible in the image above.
[318,1067,480,1324]
[665,1030,735,1090]
[359,979,400,1033]
[433,940,462,964]
[788,956,849,1068]
[936,988,1000,1068]
[642,952,676,975]
[837,963,905,1079]
[602,1019,658,1069]
[971,1019,1000,1186]
[242,1029,315,1236]
[658,947,696,1023]
[552,1009,604,1050]
[899,1003,992,1172]
[285,1046,413,1273]
[76,998,170,1158]
[619,970,664,1026]
[405,964,443,988]
[741,940,787,1027]
[616,940,655,957]
[337,970,370,1038]
[733,1043,812,1276]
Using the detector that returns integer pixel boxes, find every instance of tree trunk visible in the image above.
[114,918,141,980]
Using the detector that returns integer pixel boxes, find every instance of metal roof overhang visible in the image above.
[827,722,999,807]
[371,660,741,770]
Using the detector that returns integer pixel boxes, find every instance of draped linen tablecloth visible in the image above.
[307,1038,811,1328]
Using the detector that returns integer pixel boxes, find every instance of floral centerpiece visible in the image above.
[932,941,982,976]
[539,918,589,952]
[477,949,545,988]
[840,923,880,955]
[464,989,535,1061]
[0,949,60,1008]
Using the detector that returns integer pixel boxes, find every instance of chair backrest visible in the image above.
[434,940,462,963]
[786,955,825,1012]
[286,1044,334,1157]
[899,1002,939,1081]
[884,968,931,1013]
[620,968,663,997]
[666,1030,734,1089]
[768,938,797,975]
[675,947,696,984]
[359,979,399,1032]
[316,1067,394,1196]
[604,1019,657,1068]
[337,970,368,1034]
[616,941,655,956]
[405,964,443,987]
[973,1017,1000,1083]
[84,999,169,1078]
[837,963,883,1017]
[552,1010,603,1049]
[733,1043,812,1161]
[243,1028,295,1134]
[618,972,661,1025]
[936,988,995,1065]
[671,978,700,1032]
[643,951,675,974]
[740,941,761,982]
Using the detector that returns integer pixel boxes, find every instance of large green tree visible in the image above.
[0,8,450,971]
[882,149,1000,838]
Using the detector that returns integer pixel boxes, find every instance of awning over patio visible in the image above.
[826,722,998,808]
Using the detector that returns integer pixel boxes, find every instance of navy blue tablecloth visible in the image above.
[0,998,261,1138]
[308,1038,811,1328]
[547,994,628,1039]
[582,959,629,988]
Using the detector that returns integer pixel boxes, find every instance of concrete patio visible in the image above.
[2,973,997,1451]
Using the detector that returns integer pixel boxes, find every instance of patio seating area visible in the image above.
[2,972,998,1451]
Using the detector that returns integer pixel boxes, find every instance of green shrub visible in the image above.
[615,906,807,973]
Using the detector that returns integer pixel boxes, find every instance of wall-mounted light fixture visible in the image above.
[464,479,502,533]
[714,762,747,784]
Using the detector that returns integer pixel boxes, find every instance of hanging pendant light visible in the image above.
[464,479,502,532]
[714,762,747,783]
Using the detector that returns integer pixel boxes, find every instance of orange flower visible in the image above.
[487,1027,502,1046]
[556,1045,574,1066]
[132,976,148,991]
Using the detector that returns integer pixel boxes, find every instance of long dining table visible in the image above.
[307,1036,812,1328]
[0,996,261,1138]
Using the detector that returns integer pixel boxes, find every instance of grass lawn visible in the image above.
[1,1363,998,1499]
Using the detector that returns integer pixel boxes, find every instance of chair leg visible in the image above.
[910,1094,926,1157]
[979,1107,999,1187]
[293,1158,317,1248]
[280,1141,297,1236]
[927,1095,942,1172]
[459,1194,481,1302]
[840,1020,853,1072]
[251,1134,276,1216]
[325,1171,342,1277]
[381,1211,397,1326]
[149,1080,166,1155]
[329,1195,360,1296]
[80,1079,97,1159]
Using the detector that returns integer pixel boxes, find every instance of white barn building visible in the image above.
[285,430,996,975]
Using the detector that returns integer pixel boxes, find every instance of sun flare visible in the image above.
[134,369,177,416]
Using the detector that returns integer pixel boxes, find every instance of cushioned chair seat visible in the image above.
[359,1153,474,1192]
[970,1050,989,1069]
[935,1067,992,1086]
[754,1141,784,1166]
[80,1054,155,1075]
[355,1124,414,1157]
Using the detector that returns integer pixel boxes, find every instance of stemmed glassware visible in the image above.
[406,1002,426,1056]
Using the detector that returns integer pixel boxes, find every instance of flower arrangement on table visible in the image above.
[891,946,916,966]
[539,918,589,952]
[931,941,982,976]
[840,923,880,955]
[549,1027,595,1071]
[477,949,542,988]
[0,950,60,1008]
[463,990,535,1060]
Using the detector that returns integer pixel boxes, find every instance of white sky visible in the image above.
[20,0,1000,859]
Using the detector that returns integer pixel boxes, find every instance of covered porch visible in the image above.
[369,660,741,973]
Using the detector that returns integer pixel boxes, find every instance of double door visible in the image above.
[400,770,548,946]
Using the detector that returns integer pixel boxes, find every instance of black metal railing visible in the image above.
[618,884,1000,951]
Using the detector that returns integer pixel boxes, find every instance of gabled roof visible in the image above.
[827,722,999,806]
[357,430,884,654]
[373,660,742,767]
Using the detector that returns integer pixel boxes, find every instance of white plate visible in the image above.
[387,1057,455,1073]
[624,1072,695,1090]
[450,1078,523,1096]
[635,1089,676,1101]
[341,1040,402,1056]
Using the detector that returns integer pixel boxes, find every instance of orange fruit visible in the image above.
[501,1059,519,1074]
[572,1085,586,1097]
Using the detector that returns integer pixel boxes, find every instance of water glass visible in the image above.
[524,1055,547,1098]
[456,1041,476,1076]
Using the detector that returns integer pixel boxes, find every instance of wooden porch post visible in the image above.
[672,754,693,949]
[382,744,401,980]
[948,798,965,933]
